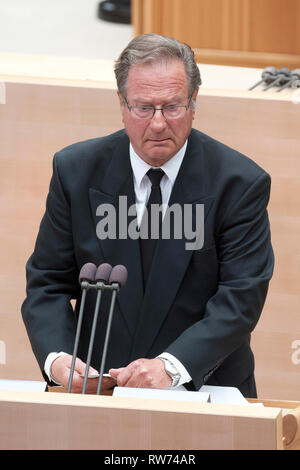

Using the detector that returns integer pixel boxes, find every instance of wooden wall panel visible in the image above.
[193,93,300,400]
[248,0,300,54]
[0,82,123,382]
[132,0,300,67]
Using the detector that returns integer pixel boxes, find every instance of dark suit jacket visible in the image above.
[21,128,274,392]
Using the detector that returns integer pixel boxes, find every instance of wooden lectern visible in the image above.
[0,388,299,450]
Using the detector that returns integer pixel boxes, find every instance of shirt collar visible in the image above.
[129,140,188,188]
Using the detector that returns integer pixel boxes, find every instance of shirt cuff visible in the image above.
[157,352,192,387]
[44,351,68,385]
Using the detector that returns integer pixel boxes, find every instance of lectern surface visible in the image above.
[0,389,282,450]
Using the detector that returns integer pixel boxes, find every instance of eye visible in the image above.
[139,106,153,111]
[164,105,178,111]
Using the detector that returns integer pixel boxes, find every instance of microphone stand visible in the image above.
[96,283,119,395]
[81,280,105,394]
[277,69,300,92]
[263,68,291,91]
[95,263,127,395]
[81,263,112,394]
[67,262,97,392]
[248,67,278,91]
[67,280,91,393]
[67,263,127,395]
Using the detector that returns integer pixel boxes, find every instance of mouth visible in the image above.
[149,138,170,143]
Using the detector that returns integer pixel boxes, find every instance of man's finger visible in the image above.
[109,367,125,379]
[109,367,133,386]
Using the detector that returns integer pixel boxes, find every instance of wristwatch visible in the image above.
[159,357,181,388]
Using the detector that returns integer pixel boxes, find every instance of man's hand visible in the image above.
[109,358,172,389]
[50,354,116,394]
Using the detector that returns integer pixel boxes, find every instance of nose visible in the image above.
[149,108,168,132]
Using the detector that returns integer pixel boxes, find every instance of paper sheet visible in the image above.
[113,386,210,403]
[113,385,264,407]
[0,379,46,392]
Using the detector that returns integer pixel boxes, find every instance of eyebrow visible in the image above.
[132,96,187,106]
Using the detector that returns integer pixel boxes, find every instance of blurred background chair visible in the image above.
[98,0,131,24]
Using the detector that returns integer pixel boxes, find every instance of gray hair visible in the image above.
[114,33,201,98]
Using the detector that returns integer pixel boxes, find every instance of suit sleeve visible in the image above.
[165,171,274,389]
[21,154,79,377]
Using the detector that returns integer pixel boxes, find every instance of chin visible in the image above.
[145,154,175,166]
[145,144,176,163]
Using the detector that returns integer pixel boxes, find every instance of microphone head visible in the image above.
[278,67,291,76]
[109,265,128,288]
[291,68,300,77]
[95,263,112,283]
[276,68,291,85]
[264,66,278,76]
[261,67,278,84]
[79,263,97,283]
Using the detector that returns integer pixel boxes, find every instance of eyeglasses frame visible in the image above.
[122,93,194,120]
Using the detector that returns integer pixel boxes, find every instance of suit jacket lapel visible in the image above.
[130,130,215,359]
[88,133,144,336]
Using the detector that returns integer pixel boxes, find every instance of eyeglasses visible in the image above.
[123,94,193,120]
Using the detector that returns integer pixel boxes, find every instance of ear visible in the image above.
[193,87,199,100]
[117,91,125,123]
[117,90,124,107]
[191,87,199,119]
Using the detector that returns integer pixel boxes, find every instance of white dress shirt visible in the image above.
[130,142,185,226]
[45,140,192,388]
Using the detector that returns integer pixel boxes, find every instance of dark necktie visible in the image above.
[140,168,165,287]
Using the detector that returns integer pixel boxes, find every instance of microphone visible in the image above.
[263,67,291,91]
[96,264,128,395]
[248,66,278,91]
[67,262,97,393]
[81,263,112,394]
[277,68,300,92]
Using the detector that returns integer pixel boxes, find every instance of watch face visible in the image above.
[165,362,180,380]
[167,364,178,375]
[160,358,180,386]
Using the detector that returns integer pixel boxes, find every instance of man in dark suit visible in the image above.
[22,34,274,396]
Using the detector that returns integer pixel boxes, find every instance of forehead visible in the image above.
[126,59,189,100]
